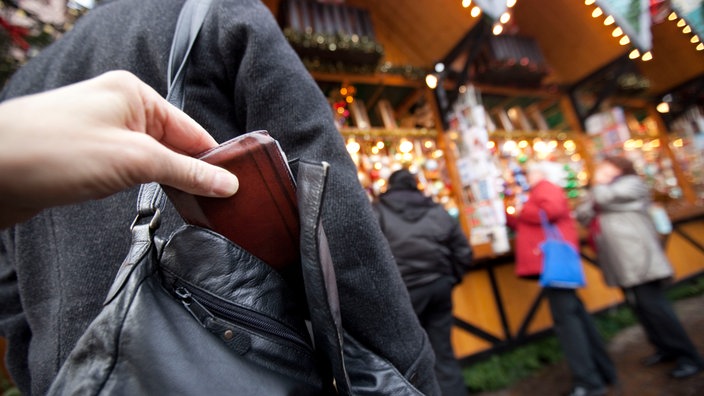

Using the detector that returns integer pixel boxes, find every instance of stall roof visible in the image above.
[262,0,704,98]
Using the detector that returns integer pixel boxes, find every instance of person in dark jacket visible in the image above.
[0,1,439,394]
[507,161,618,396]
[374,169,473,396]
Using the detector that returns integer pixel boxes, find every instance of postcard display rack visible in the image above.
[446,87,591,255]
[446,87,511,254]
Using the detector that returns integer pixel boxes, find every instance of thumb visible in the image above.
[157,151,239,197]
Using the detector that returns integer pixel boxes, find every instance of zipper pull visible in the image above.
[173,286,211,327]
[174,287,193,303]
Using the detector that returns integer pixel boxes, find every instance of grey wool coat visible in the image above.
[576,175,673,288]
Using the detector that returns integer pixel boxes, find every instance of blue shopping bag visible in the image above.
[538,211,585,289]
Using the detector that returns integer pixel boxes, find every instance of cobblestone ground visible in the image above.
[475,293,704,396]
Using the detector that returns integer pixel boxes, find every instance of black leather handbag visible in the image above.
[47,0,425,394]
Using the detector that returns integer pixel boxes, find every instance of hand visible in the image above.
[0,71,239,228]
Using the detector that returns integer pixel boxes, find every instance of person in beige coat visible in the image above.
[576,156,703,380]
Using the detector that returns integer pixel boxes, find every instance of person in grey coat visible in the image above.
[374,169,473,396]
[576,155,704,379]
[0,1,439,394]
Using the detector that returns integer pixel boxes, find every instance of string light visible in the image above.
[470,6,481,17]
[603,15,614,26]
[619,35,630,45]
[500,12,511,24]
[591,7,603,18]
[493,23,504,35]
[612,26,623,37]
[641,51,653,61]
[584,0,595,5]
[425,74,438,89]
[629,49,640,59]
[462,0,472,8]
[507,0,517,7]
[667,13,701,52]
[656,102,670,113]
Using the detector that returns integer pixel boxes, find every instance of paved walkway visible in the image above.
[476,293,704,396]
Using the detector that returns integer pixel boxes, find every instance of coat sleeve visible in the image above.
[574,197,596,226]
[447,218,473,273]
[592,176,650,211]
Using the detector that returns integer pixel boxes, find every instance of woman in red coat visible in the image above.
[507,161,618,396]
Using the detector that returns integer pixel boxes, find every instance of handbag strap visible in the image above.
[136,0,214,217]
[539,210,563,241]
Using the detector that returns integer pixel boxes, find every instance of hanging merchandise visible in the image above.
[447,85,510,253]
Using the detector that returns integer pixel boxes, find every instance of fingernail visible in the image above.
[212,170,239,196]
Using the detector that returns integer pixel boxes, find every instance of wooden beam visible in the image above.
[394,88,424,119]
[310,71,424,88]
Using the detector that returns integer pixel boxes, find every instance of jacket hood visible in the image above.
[379,190,435,222]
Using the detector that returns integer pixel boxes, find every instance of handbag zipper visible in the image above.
[173,284,312,351]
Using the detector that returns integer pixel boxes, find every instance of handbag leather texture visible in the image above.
[47,222,327,395]
[162,130,300,271]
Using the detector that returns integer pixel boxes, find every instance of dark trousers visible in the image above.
[409,277,467,396]
[624,280,704,366]
[545,288,618,390]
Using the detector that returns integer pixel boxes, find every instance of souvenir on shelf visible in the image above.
[669,106,704,203]
[584,107,683,201]
[330,88,458,216]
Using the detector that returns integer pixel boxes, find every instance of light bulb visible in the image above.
[462,0,472,8]
[667,12,677,21]
[677,19,686,27]
[500,12,511,24]
[683,25,692,34]
[629,49,640,59]
[603,15,614,25]
[619,35,630,45]
[470,6,481,17]
[493,23,504,35]
[425,74,438,89]
[641,51,653,61]
[692,35,700,43]
[584,0,595,5]
[507,0,517,7]
[592,7,603,18]
[656,102,670,114]
[612,27,623,37]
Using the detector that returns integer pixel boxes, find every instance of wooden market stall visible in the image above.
[262,0,704,362]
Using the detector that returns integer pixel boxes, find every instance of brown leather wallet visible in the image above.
[162,130,300,271]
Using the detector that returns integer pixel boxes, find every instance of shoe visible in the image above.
[566,386,607,396]
[670,363,703,379]
[641,352,675,366]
